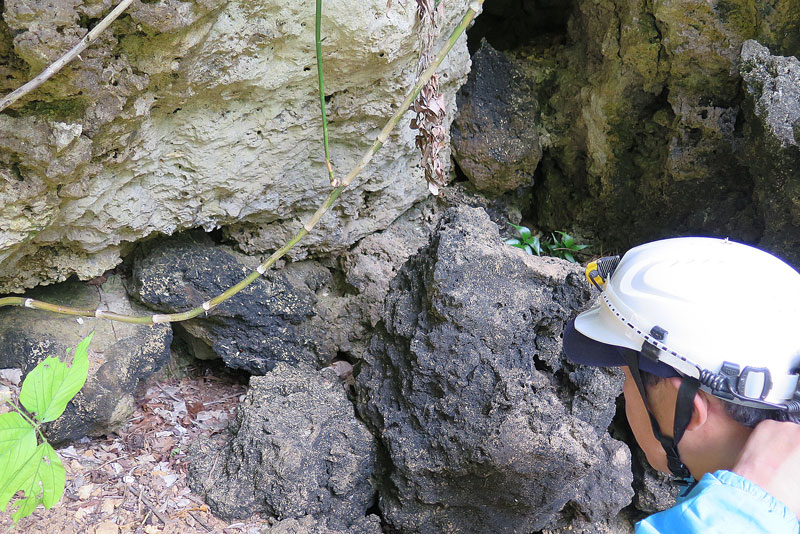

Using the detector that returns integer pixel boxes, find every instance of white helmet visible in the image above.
[574,237,800,410]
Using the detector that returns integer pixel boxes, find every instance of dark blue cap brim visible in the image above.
[563,318,679,378]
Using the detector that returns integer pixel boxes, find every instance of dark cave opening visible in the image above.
[467,0,576,53]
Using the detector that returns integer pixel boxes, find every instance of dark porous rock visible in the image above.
[451,40,541,194]
[739,40,800,265]
[356,206,633,534]
[0,275,171,444]
[130,233,317,374]
[261,514,383,534]
[631,448,680,515]
[542,511,635,534]
[187,363,377,526]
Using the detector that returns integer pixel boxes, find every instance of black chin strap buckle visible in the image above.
[640,325,667,363]
[665,450,691,480]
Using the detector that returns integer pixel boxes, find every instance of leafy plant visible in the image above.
[505,224,589,263]
[0,332,93,526]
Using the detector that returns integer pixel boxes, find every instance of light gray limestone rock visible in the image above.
[0,0,473,292]
[739,40,800,265]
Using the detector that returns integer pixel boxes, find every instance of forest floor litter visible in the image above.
[0,359,276,534]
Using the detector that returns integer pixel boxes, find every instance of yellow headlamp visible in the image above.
[585,256,620,290]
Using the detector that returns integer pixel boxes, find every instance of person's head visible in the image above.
[563,237,800,479]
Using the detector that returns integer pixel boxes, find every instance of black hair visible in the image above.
[639,369,779,428]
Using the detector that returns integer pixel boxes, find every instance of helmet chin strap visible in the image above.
[624,350,700,479]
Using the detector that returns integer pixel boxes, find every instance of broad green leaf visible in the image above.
[20,332,93,423]
[0,413,34,457]
[0,429,38,512]
[504,238,521,246]
[11,490,39,524]
[564,252,576,263]
[7,443,65,524]
[524,245,533,255]
[574,244,590,250]
[510,224,532,241]
[34,443,65,508]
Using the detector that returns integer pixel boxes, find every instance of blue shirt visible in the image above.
[636,470,799,533]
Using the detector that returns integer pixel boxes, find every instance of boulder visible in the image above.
[451,40,541,194]
[356,206,633,534]
[0,275,171,443]
[739,40,800,265]
[0,0,473,293]
[187,363,377,527]
[261,515,383,534]
[129,232,318,374]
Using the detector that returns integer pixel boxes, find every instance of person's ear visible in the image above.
[666,377,709,431]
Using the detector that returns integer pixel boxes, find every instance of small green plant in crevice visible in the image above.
[505,224,589,263]
[0,332,93,526]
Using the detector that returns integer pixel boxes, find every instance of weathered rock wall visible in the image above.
[0,0,472,292]
[455,0,800,262]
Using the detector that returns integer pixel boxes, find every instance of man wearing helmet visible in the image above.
[563,237,800,532]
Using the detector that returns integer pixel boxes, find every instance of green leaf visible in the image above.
[558,232,575,247]
[574,244,590,251]
[34,443,65,509]
[11,491,38,524]
[0,425,37,512]
[504,238,521,246]
[20,332,93,423]
[564,252,576,263]
[510,224,532,242]
[7,443,65,524]
[524,245,533,255]
[0,413,34,457]
[531,236,543,256]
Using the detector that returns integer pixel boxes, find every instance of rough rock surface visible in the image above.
[129,232,318,374]
[542,515,635,534]
[261,515,383,534]
[337,199,440,338]
[0,0,473,292]
[631,448,680,514]
[356,206,633,534]
[451,40,541,194]
[463,1,799,259]
[739,40,800,265]
[187,363,377,527]
[0,275,171,443]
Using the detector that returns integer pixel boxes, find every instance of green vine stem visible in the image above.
[0,0,135,112]
[0,0,485,325]
[316,0,337,186]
